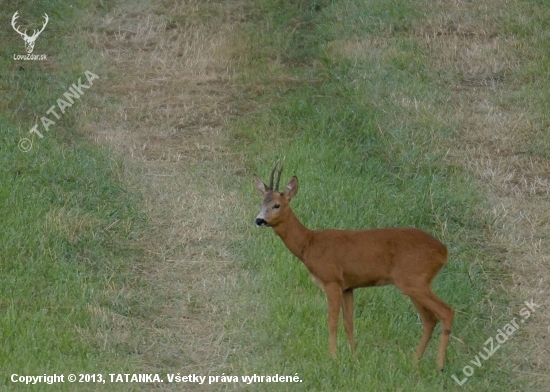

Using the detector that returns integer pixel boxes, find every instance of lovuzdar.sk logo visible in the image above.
[11,11,48,60]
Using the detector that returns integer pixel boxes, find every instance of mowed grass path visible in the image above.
[3,0,252,390]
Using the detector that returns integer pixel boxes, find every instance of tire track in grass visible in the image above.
[81,1,254,387]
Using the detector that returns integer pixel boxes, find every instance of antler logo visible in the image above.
[11,11,49,54]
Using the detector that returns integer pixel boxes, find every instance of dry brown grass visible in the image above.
[330,0,549,387]
[80,0,253,389]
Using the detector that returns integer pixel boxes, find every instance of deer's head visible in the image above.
[254,160,298,227]
[12,11,49,54]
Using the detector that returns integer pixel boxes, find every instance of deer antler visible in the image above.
[269,159,279,190]
[275,157,285,191]
[268,158,286,191]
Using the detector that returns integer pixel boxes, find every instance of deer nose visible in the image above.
[255,218,268,226]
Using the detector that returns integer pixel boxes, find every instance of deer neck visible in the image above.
[272,208,312,262]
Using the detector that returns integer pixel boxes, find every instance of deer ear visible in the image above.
[283,176,298,199]
[253,175,269,196]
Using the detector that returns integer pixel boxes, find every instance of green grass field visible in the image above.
[227,0,548,390]
[1,0,548,390]
[1,1,145,390]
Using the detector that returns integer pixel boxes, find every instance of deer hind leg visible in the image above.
[413,291,454,370]
[342,289,355,357]
[324,283,343,358]
[410,298,438,363]
[396,282,454,370]
[429,293,454,370]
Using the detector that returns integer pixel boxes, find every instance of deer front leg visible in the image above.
[324,283,343,358]
[342,289,355,357]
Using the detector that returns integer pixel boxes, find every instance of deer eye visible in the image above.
[273,204,280,209]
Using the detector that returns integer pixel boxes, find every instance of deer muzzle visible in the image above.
[255,218,268,227]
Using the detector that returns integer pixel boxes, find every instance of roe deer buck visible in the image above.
[253,161,454,370]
